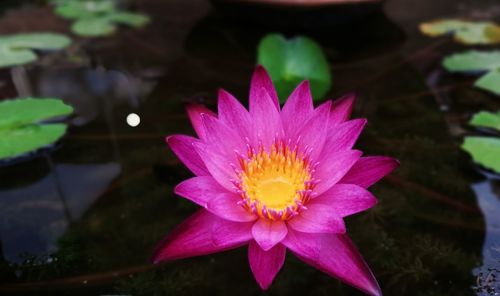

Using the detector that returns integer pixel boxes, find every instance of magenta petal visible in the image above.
[152,210,252,263]
[186,103,216,140]
[174,176,225,207]
[166,135,209,176]
[339,156,399,188]
[207,192,257,222]
[314,150,363,195]
[287,204,346,234]
[280,81,314,137]
[248,241,286,290]
[322,119,367,155]
[282,228,320,261]
[217,89,254,144]
[286,230,381,296]
[250,88,284,149]
[311,184,377,217]
[201,114,246,163]
[292,100,331,161]
[252,219,288,251]
[250,66,280,111]
[194,142,238,192]
[330,93,356,126]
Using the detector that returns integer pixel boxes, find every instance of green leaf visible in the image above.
[469,110,500,131]
[0,33,71,50]
[462,136,500,173]
[443,50,500,72]
[442,51,500,96]
[72,17,116,37]
[55,0,116,19]
[106,11,151,28]
[257,34,332,102]
[420,19,500,44]
[0,47,36,68]
[475,69,500,95]
[0,98,73,160]
[0,33,71,68]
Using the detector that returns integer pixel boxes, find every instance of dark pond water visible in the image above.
[0,0,499,295]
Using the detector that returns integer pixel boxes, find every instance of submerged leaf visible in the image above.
[443,51,500,96]
[462,137,500,173]
[0,33,71,68]
[420,19,500,44]
[106,12,151,27]
[469,111,500,131]
[257,34,332,102]
[0,98,73,160]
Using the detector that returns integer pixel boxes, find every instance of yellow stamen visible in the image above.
[238,142,313,220]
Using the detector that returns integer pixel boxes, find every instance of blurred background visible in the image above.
[0,0,499,295]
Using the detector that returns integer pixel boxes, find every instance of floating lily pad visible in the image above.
[420,19,500,44]
[462,137,500,173]
[469,111,500,132]
[55,0,115,19]
[257,34,332,102]
[71,12,150,37]
[443,50,500,95]
[0,98,73,160]
[52,0,150,37]
[72,17,116,36]
[0,33,71,68]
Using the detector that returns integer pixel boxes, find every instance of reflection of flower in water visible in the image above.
[153,67,399,295]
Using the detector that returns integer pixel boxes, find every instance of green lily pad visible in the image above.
[462,137,500,173]
[257,34,332,102]
[72,17,116,37]
[443,51,500,96]
[0,33,71,68]
[469,111,500,131]
[0,98,73,160]
[106,12,151,28]
[420,19,500,44]
[55,0,116,19]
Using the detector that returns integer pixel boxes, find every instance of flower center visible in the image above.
[236,141,314,220]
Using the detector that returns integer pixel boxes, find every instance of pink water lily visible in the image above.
[153,66,398,295]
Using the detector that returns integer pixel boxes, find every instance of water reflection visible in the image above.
[472,178,500,295]
[0,162,121,263]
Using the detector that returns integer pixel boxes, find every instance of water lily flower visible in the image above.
[153,66,399,295]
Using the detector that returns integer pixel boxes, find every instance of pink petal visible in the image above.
[285,229,381,296]
[194,142,238,192]
[287,204,346,234]
[217,89,254,144]
[166,135,209,176]
[250,88,284,150]
[280,81,314,137]
[310,184,377,217]
[174,176,225,207]
[330,93,356,126]
[292,100,332,161]
[339,156,399,188]
[152,210,253,263]
[186,103,216,140]
[314,150,363,195]
[322,119,367,155]
[250,66,279,111]
[201,114,246,163]
[252,219,288,251]
[207,192,257,222]
[248,241,286,290]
